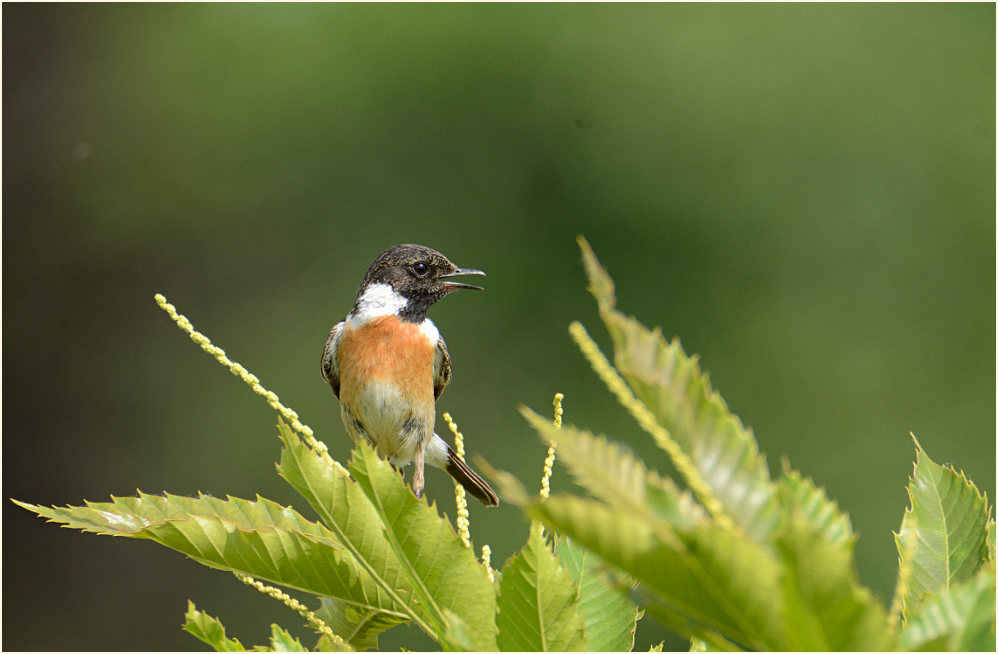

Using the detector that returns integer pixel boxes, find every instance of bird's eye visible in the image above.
[411,262,429,277]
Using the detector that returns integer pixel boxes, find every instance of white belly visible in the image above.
[341,380,432,465]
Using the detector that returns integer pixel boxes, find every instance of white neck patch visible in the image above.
[420,317,440,343]
[348,283,408,325]
[347,282,441,344]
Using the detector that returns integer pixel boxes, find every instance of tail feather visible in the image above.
[445,445,499,507]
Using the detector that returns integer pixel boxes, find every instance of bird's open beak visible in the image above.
[440,267,486,291]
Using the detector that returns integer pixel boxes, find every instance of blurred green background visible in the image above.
[4,3,994,651]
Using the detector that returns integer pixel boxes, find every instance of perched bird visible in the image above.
[321,244,499,506]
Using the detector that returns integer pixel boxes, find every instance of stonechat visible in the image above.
[321,244,499,506]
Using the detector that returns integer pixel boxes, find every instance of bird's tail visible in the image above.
[445,445,499,507]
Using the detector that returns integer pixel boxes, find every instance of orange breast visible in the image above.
[337,315,436,405]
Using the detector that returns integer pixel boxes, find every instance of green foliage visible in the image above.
[499,237,993,651]
[778,465,855,549]
[19,420,624,651]
[15,431,505,651]
[275,422,498,650]
[10,493,366,600]
[184,602,312,652]
[267,625,310,652]
[12,238,994,650]
[578,237,782,541]
[313,598,404,651]
[892,439,996,651]
[899,566,996,651]
[773,516,894,650]
[521,409,706,531]
[892,437,992,621]
[13,285,637,652]
[184,602,250,652]
[556,536,641,651]
[496,522,587,651]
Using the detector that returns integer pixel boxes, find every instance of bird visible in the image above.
[321,244,499,506]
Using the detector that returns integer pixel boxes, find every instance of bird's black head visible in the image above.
[355,244,485,322]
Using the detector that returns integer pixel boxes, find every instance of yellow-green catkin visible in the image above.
[539,393,564,501]
[442,412,471,548]
[154,294,344,473]
[480,544,495,584]
[568,321,734,532]
[234,572,345,646]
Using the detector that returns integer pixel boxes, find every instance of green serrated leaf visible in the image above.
[525,493,786,650]
[681,626,742,652]
[183,601,249,652]
[314,635,359,653]
[440,609,479,652]
[14,491,340,545]
[576,237,781,541]
[776,515,897,651]
[314,597,406,651]
[268,624,308,652]
[556,535,640,651]
[684,635,740,652]
[274,424,425,620]
[522,408,706,530]
[13,490,421,631]
[497,522,587,651]
[276,422,496,650]
[901,565,996,651]
[347,440,499,651]
[19,493,350,588]
[578,234,617,315]
[893,438,991,620]
[779,465,854,548]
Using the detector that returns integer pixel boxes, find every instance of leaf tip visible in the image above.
[576,236,616,311]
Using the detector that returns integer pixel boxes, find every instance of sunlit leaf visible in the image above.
[12,493,387,602]
[440,609,479,652]
[273,424,423,631]
[314,597,406,651]
[901,565,996,651]
[496,522,586,651]
[892,438,991,620]
[183,601,249,652]
[577,237,781,541]
[522,408,705,529]
[524,493,786,650]
[776,516,897,651]
[556,535,640,651]
[268,624,308,652]
[276,422,496,650]
[779,465,854,547]
[347,440,499,650]
[17,420,500,653]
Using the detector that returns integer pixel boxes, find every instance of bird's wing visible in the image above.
[433,335,452,400]
[321,321,345,398]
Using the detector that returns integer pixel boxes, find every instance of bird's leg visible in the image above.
[412,447,425,500]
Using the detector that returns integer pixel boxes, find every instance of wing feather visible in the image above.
[433,336,452,400]
[321,321,345,398]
